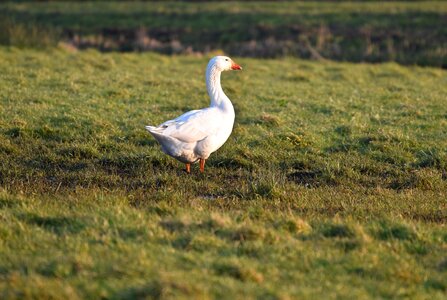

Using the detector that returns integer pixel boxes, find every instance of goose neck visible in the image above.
[206,65,228,108]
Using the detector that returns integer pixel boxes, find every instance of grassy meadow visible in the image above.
[1,1,446,66]
[1,47,446,298]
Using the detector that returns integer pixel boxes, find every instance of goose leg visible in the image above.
[199,159,206,173]
[185,163,191,174]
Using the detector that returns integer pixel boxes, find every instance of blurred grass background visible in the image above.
[1,0,446,66]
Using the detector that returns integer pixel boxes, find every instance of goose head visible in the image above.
[209,56,242,72]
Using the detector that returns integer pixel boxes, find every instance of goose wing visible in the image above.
[149,108,221,143]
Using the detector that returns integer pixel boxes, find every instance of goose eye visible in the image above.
[225,59,229,61]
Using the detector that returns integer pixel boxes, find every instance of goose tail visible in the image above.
[145,125,157,132]
[145,125,170,142]
[145,125,166,135]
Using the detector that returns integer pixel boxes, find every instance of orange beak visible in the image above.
[231,62,242,70]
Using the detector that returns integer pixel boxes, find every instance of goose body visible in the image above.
[145,56,242,173]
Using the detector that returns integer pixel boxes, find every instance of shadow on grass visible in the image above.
[321,223,355,238]
[287,160,338,188]
[115,279,202,299]
[0,198,22,209]
[374,222,417,241]
[18,213,86,235]
[115,281,163,300]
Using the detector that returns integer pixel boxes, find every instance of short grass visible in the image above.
[0,47,446,299]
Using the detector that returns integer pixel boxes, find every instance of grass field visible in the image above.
[0,47,446,298]
[1,1,446,66]
[4,1,446,30]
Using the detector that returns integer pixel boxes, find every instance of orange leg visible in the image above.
[199,159,206,173]
[185,163,191,174]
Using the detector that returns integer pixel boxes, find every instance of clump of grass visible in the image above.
[404,240,429,256]
[437,259,447,272]
[415,149,447,169]
[188,234,226,252]
[259,113,281,127]
[57,144,100,160]
[247,169,285,199]
[284,71,311,82]
[119,279,204,300]
[0,136,18,154]
[20,213,86,235]
[159,218,190,233]
[320,223,355,238]
[374,222,417,241]
[389,169,446,191]
[317,222,368,252]
[0,18,59,49]
[216,224,266,243]
[232,226,265,242]
[284,131,313,148]
[334,125,352,136]
[1,276,81,299]
[276,217,312,234]
[213,260,263,283]
[424,279,446,292]
[198,213,231,230]
[38,256,91,278]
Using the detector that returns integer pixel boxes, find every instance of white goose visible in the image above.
[145,56,242,173]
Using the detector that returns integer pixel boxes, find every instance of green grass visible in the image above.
[3,1,446,30]
[1,1,446,66]
[0,47,446,298]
